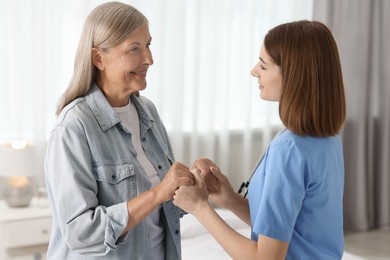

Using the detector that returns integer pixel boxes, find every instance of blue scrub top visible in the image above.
[248,129,344,260]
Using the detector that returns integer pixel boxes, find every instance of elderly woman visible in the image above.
[45,2,193,259]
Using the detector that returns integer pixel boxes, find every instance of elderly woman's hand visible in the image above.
[155,162,194,202]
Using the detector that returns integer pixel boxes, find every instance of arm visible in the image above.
[121,162,193,235]
[46,126,118,254]
[173,171,288,260]
[46,126,193,254]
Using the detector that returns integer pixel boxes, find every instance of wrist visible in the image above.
[151,185,167,204]
[224,191,243,211]
[193,200,212,218]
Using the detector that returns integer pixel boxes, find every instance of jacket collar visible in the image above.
[130,94,154,130]
[85,83,154,132]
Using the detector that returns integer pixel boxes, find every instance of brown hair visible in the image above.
[55,2,148,116]
[264,20,346,137]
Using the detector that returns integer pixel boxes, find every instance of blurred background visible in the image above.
[0,0,389,259]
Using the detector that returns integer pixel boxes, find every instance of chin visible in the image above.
[130,82,147,92]
[138,85,147,92]
[260,94,274,102]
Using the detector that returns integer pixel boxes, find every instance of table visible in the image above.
[0,198,52,260]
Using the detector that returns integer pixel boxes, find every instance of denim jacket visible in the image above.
[45,84,182,259]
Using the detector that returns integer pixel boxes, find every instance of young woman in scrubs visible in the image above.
[173,20,346,260]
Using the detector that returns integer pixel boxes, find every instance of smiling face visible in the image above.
[250,44,282,102]
[92,24,153,107]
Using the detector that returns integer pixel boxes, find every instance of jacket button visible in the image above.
[158,165,162,170]
[175,230,179,235]
[142,137,146,141]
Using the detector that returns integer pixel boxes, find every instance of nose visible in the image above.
[143,48,154,66]
[251,63,260,78]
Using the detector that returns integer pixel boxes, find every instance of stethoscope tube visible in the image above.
[237,153,264,198]
[237,128,286,198]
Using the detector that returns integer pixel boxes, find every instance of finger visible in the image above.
[194,162,213,179]
[189,168,202,180]
[176,169,194,180]
[170,165,194,179]
[172,195,178,205]
[192,169,205,188]
[192,158,210,171]
[190,168,201,175]
[210,166,224,180]
[173,176,194,188]
[172,161,190,170]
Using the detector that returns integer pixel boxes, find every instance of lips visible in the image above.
[130,70,147,77]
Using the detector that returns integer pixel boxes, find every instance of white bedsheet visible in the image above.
[180,208,364,260]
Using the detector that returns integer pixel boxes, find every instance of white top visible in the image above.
[113,99,164,260]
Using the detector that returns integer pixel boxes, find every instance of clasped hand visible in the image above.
[173,158,235,216]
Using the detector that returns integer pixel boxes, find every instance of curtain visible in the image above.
[313,0,390,232]
[0,0,312,190]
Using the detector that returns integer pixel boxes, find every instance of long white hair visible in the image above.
[56,1,148,116]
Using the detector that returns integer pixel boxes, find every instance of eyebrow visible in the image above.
[127,37,153,46]
[259,57,267,64]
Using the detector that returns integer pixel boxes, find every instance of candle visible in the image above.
[7,176,30,188]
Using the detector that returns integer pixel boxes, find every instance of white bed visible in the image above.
[180,208,364,260]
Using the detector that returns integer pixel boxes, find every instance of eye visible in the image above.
[260,64,266,70]
[146,42,151,48]
[128,47,140,53]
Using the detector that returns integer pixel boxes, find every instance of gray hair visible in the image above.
[56,1,148,116]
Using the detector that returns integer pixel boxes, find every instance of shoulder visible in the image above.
[266,130,317,174]
[53,97,94,135]
[267,130,343,179]
[268,130,305,157]
[270,130,341,154]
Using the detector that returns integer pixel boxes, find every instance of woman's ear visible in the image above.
[91,47,104,70]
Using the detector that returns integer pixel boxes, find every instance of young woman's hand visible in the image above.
[192,158,219,193]
[192,158,236,209]
[173,169,209,216]
[206,166,237,209]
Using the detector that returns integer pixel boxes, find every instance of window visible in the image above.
[0,0,312,178]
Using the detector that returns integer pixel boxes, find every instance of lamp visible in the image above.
[0,141,37,207]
